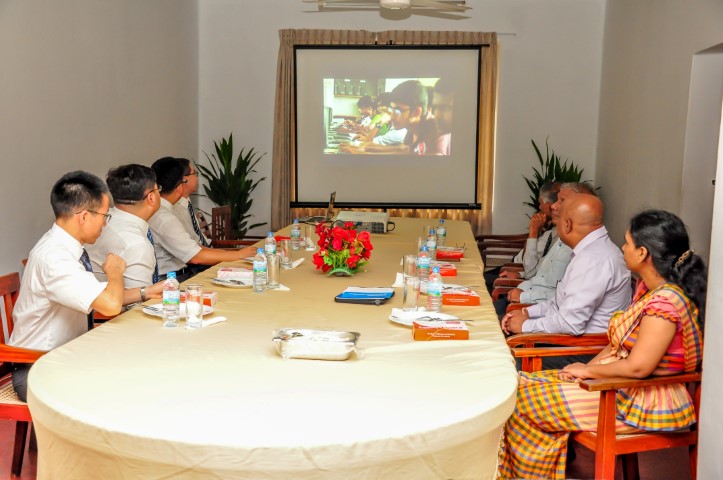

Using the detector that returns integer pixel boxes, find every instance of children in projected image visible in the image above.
[338,96,375,134]
[339,80,449,155]
[431,78,453,156]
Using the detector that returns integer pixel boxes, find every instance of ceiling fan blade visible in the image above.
[411,0,470,11]
[303,0,378,5]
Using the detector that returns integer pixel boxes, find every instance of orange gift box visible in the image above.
[442,287,480,306]
[435,247,464,262]
[412,320,469,341]
[180,291,218,307]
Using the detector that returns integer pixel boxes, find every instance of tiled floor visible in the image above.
[0,418,691,479]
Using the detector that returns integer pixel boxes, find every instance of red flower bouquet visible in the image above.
[312,222,373,275]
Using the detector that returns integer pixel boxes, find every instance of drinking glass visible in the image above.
[184,284,203,329]
[403,276,420,311]
[403,254,417,278]
[267,254,280,289]
[279,239,293,268]
[304,225,316,251]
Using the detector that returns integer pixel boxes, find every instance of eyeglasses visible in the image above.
[391,106,410,116]
[185,171,199,177]
[145,186,163,197]
[77,210,112,224]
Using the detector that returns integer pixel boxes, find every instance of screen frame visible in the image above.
[292,44,486,211]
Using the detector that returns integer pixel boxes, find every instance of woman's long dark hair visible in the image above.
[629,210,707,328]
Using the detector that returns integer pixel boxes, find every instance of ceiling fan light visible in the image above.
[380,0,411,9]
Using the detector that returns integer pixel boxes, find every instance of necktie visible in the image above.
[80,249,95,331]
[147,228,160,284]
[187,201,209,247]
[542,233,554,257]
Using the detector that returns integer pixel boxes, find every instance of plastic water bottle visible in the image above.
[264,231,277,255]
[290,219,301,251]
[253,248,267,293]
[162,271,180,328]
[436,219,447,246]
[417,245,431,282]
[427,266,443,312]
[426,228,438,260]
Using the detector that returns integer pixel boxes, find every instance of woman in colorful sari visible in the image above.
[497,210,707,479]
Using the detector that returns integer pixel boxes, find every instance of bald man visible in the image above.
[501,193,631,343]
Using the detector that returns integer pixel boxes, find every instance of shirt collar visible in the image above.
[572,225,608,255]
[109,207,149,229]
[51,222,84,258]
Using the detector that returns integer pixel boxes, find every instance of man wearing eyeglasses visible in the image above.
[85,164,165,305]
[9,171,126,401]
[149,157,256,282]
[171,157,210,247]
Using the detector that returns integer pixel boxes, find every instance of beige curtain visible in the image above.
[272,29,497,234]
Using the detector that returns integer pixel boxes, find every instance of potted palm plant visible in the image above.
[197,133,267,239]
[523,138,587,212]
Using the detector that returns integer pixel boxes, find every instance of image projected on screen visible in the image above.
[323,77,453,156]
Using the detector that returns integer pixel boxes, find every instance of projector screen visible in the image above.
[293,46,484,209]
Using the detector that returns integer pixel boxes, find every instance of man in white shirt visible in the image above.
[9,171,126,401]
[170,157,209,246]
[86,164,164,305]
[501,193,631,368]
[149,158,256,281]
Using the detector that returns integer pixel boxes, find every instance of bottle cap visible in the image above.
[167,271,176,279]
[433,266,440,273]
[293,218,299,223]
[268,232,274,237]
[257,248,264,254]
[421,245,428,252]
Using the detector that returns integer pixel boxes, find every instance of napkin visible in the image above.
[217,267,253,280]
[282,258,305,269]
[392,272,404,288]
[270,284,290,292]
[201,316,227,328]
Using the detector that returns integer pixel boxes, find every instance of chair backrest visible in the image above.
[211,205,233,242]
[0,272,21,345]
[195,210,212,239]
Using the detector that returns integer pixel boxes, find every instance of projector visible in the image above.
[333,211,392,234]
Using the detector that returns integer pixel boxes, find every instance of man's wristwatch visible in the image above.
[140,287,147,302]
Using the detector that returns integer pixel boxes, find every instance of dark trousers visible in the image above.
[484,267,501,294]
[11,363,31,402]
[494,296,510,318]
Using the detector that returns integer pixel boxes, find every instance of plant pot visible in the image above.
[328,267,354,277]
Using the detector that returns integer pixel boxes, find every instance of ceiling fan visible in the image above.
[303,0,471,18]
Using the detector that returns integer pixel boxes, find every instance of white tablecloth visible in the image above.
[28,218,517,479]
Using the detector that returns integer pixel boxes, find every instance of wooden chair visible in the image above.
[490,277,524,301]
[0,272,46,478]
[507,332,608,372]
[507,334,701,479]
[210,205,263,249]
[475,233,527,269]
[194,209,212,240]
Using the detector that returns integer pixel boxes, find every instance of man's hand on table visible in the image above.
[501,308,529,335]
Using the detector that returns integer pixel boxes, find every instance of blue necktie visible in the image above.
[146,228,160,284]
[187,201,208,247]
[80,249,95,330]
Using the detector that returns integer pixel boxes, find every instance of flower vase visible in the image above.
[328,267,354,277]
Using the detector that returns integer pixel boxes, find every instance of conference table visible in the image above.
[27,217,517,479]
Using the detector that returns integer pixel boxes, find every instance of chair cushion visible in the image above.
[0,373,25,406]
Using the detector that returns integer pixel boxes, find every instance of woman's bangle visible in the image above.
[140,287,147,302]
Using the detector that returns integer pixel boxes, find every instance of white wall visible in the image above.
[681,45,723,260]
[597,1,723,475]
[0,0,199,275]
[699,100,723,478]
[198,0,606,236]
[596,0,723,243]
